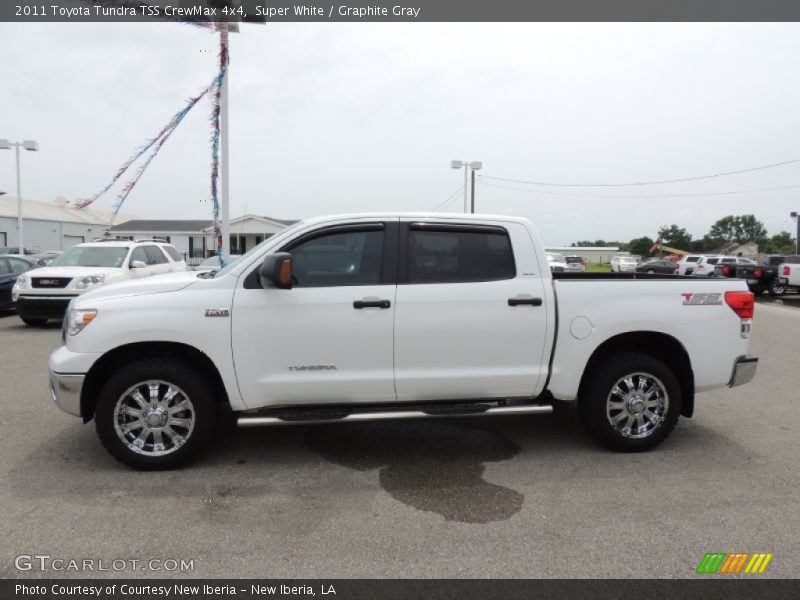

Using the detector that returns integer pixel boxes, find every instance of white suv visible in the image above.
[676,255,700,275]
[12,239,186,326]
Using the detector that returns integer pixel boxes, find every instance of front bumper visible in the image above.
[17,295,76,321]
[729,355,758,388]
[49,371,84,417]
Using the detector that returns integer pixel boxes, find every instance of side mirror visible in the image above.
[259,252,293,289]
[131,260,147,269]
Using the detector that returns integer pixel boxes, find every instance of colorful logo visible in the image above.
[696,552,773,574]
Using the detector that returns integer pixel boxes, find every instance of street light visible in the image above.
[450,160,482,213]
[791,211,799,255]
[0,138,39,253]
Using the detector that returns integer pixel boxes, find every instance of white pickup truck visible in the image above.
[776,261,800,292]
[49,213,759,469]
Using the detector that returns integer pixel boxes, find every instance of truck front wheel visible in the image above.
[95,358,217,470]
[579,352,681,451]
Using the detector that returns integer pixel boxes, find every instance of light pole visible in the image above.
[791,211,799,255]
[450,160,482,213]
[0,139,39,253]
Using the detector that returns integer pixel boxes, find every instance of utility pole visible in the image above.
[0,139,39,253]
[219,24,231,262]
[450,160,482,213]
[470,169,476,213]
[792,211,799,255]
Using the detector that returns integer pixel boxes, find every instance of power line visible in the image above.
[480,158,800,187]
[431,184,464,212]
[479,180,800,199]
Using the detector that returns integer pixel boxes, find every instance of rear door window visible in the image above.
[405,226,515,284]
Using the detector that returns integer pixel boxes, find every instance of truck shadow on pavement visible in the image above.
[305,420,524,524]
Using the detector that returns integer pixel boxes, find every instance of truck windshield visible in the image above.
[213,220,308,278]
[49,246,128,268]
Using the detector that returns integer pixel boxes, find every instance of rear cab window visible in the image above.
[404,224,516,284]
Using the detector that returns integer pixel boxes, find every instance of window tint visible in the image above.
[706,258,719,265]
[288,229,384,287]
[0,258,9,276]
[686,257,700,262]
[144,246,168,265]
[407,228,515,284]
[163,245,181,261]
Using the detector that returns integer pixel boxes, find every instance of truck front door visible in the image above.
[231,220,398,409]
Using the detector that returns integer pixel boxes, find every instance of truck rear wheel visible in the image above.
[579,352,681,451]
[95,358,217,470]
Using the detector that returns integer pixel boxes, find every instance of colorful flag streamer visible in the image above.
[209,30,229,267]
[75,83,213,213]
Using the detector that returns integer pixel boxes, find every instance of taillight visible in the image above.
[754,267,763,278]
[722,265,730,276]
[784,265,791,276]
[725,291,755,319]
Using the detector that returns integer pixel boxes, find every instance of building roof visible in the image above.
[109,219,213,233]
[0,196,135,225]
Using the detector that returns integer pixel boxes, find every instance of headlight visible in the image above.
[76,275,105,290]
[13,273,30,290]
[66,308,97,337]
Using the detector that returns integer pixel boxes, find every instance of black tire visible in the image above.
[768,280,786,297]
[95,358,217,470]
[579,352,681,452]
[21,317,47,326]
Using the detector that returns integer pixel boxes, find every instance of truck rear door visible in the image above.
[393,220,551,402]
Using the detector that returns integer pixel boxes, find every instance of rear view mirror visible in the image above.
[259,252,293,289]
[131,260,146,269]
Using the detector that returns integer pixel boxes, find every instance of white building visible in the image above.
[0,196,135,252]
[108,214,297,262]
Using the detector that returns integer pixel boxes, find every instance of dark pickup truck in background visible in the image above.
[715,255,800,296]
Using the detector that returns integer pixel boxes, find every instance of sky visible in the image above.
[1,22,800,245]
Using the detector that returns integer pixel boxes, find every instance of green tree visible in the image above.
[657,224,692,251]
[628,236,655,258]
[764,231,797,254]
[706,214,767,246]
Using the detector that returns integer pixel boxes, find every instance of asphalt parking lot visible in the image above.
[1,297,798,579]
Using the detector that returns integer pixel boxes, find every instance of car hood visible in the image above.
[77,271,200,303]
[23,266,123,278]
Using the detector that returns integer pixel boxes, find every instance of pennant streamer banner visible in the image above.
[77,24,230,265]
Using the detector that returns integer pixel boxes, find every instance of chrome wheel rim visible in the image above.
[113,380,195,457]
[606,372,669,439]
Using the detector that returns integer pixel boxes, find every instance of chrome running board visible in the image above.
[237,403,553,428]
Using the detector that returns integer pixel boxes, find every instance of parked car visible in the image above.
[718,255,800,296]
[677,255,703,276]
[636,259,677,275]
[610,255,638,272]
[0,255,36,310]
[31,251,62,267]
[547,253,568,272]
[776,260,800,293]
[711,257,754,277]
[690,255,722,277]
[13,239,187,326]
[49,213,758,469]
[192,255,242,272]
[564,256,586,272]
[0,246,34,255]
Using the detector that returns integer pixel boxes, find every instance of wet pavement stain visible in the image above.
[305,420,524,523]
